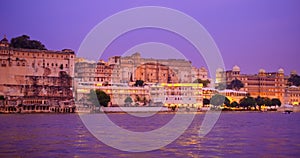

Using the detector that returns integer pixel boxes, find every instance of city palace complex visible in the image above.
[0,35,299,113]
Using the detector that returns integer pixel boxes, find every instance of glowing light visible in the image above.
[96,83,102,86]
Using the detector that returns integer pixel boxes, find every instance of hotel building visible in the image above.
[216,65,299,104]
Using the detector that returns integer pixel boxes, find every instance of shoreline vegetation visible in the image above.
[0,105,298,114]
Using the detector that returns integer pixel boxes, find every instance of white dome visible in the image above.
[278,68,284,74]
[232,65,240,72]
[259,69,265,73]
[216,68,224,72]
[291,70,297,75]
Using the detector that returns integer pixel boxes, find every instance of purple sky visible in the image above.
[1,0,299,75]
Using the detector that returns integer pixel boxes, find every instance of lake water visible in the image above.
[0,112,300,157]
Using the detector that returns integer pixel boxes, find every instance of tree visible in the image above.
[88,89,110,107]
[210,94,226,107]
[203,98,210,105]
[224,97,231,107]
[227,79,244,91]
[124,96,133,106]
[240,96,256,108]
[10,35,47,50]
[193,79,210,87]
[271,98,282,107]
[288,74,300,86]
[263,97,272,107]
[134,80,144,87]
[255,96,264,109]
[230,101,239,107]
[215,82,227,90]
[256,96,272,108]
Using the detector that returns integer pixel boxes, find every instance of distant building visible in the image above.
[108,52,208,83]
[216,65,290,103]
[75,52,208,85]
[135,63,178,83]
[150,83,203,108]
[76,82,150,106]
[74,53,208,106]
[192,66,209,81]
[201,88,247,103]
[218,89,248,103]
[287,86,300,105]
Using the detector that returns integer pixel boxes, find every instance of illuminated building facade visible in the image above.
[150,83,203,108]
[0,36,75,112]
[76,82,150,106]
[287,86,300,105]
[108,52,208,83]
[216,65,291,103]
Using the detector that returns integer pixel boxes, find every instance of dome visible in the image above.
[259,69,265,73]
[232,65,240,72]
[216,68,224,72]
[0,35,8,43]
[278,68,284,74]
[291,70,297,75]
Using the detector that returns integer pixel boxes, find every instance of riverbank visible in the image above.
[1,105,300,114]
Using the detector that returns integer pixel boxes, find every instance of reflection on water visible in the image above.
[0,112,300,157]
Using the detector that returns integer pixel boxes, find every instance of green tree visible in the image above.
[203,98,210,105]
[134,80,144,87]
[240,96,256,108]
[210,94,226,107]
[271,98,282,107]
[10,35,47,50]
[193,79,210,87]
[263,97,272,107]
[256,96,272,108]
[88,89,110,107]
[230,101,239,107]
[215,82,227,90]
[124,96,133,106]
[255,96,264,109]
[288,74,300,86]
[227,79,244,91]
[224,97,231,107]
